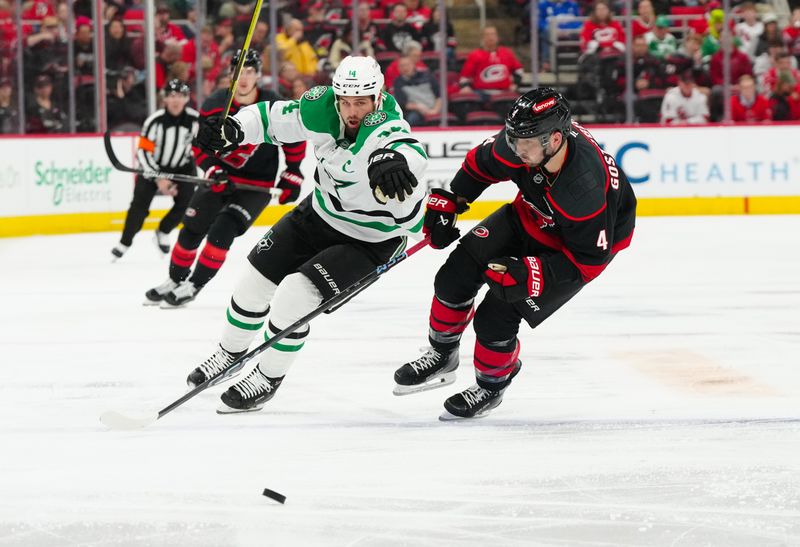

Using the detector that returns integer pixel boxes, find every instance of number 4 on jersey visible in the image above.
[596,229,608,250]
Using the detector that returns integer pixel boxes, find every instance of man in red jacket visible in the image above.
[731,74,771,121]
[458,25,523,100]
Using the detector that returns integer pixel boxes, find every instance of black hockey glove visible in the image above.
[482,256,545,303]
[423,189,468,249]
[367,148,418,204]
[195,115,244,153]
[276,167,303,204]
[204,165,235,195]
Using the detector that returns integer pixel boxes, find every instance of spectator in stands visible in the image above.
[580,0,625,55]
[770,70,800,120]
[420,4,457,58]
[107,66,147,130]
[26,14,68,97]
[328,21,376,69]
[291,77,308,100]
[660,70,710,124]
[73,16,95,130]
[276,18,319,76]
[393,54,441,126]
[700,9,725,61]
[156,41,183,90]
[458,25,523,100]
[735,3,762,61]
[754,12,781,58]
[214,18,236,58]
[632,0,656,38]
[0,76,18,133]
[646,15,677,59]
[73,16,94,78]
[356,3,385,52]
[537,0,581,72]
[155,3,186,46]
[762,51,800,94]
[106,18,136,71]
[755,42,797,92]
[731,74,771,122]
[198,25,223,85]
[381,3,421,53]
[404,0,431,32]
[385,40,427,91]
[709,34,753,87]
[0,1,14,52]
[617,35,667,93]
[26,73,67,133]
[304,3,337,59]
[783,8,800,61]
[277,62,300,98]
[249,21,269,52]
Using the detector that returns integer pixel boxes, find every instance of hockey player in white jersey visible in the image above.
[190,55,429,413]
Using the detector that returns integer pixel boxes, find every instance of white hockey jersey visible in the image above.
[659,86,710,125]
[234,85,428,243]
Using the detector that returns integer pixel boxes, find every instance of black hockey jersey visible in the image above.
[451,122,637,283]
[192,88,306,188]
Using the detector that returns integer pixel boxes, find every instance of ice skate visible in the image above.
[153,230,171,255]
[110,243,129,262]
[439,385,506,420]
[186,345,245,388]
[393,348,459,396]
[160,280,200,308]
[143,278,177,305]
[439,361,521,420]
[217,366,284,414]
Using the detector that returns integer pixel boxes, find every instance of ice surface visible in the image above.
[1,216,799,546]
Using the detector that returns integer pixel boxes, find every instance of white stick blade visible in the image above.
[100,410,158,430]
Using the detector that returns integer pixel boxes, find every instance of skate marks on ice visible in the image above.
[614,349,779,396]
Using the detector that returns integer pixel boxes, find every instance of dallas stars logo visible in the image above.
[363,111,387,127]
[303,86,327,101]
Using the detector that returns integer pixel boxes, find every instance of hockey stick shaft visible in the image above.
[222,0,264,119]
[152,237,430,421]
[103,131,281,198]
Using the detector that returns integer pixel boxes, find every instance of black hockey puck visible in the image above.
[262,488,286,504]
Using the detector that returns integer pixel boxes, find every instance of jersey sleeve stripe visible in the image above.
[463,148,503,183]
[200,107,223,116]
[257,102,273,145]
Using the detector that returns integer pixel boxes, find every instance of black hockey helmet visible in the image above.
[162,78,190,95]
[505,87,572,141]
[230,48,263,73]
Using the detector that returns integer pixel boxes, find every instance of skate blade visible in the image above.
[159,300,186,309]
[216,403,264,415]
[392,372,457,396]
[438,409,491,421]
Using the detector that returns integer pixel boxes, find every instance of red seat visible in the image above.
[487,90,519,117]
[448,91,484,121]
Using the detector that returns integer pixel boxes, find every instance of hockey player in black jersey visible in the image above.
[395,88,637,419]
[112,79,198,260]
[144,49,307,307]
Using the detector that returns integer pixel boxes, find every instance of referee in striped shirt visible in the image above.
[112,79,199,260]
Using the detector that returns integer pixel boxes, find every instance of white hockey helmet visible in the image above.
[332,55,385,109]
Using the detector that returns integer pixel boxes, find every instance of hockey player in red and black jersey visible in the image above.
[395,88,637,419]
[144,49,307,308]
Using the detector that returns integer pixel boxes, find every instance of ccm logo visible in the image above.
[532,98,556,113]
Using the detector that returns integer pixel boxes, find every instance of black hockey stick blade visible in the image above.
[103,131,280,197]
[99,237,431,430]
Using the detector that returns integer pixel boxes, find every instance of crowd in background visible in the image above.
[1,0,800,134]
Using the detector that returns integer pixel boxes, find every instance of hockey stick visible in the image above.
[222,0,264,119]
[103,131,282,198]
[100,236,431,430]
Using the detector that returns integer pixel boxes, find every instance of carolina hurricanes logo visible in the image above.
[593,27,618,43]
[185,207,197,218]
[479,64,509,84]
[472,226,489,238]
[532,98,556,113]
